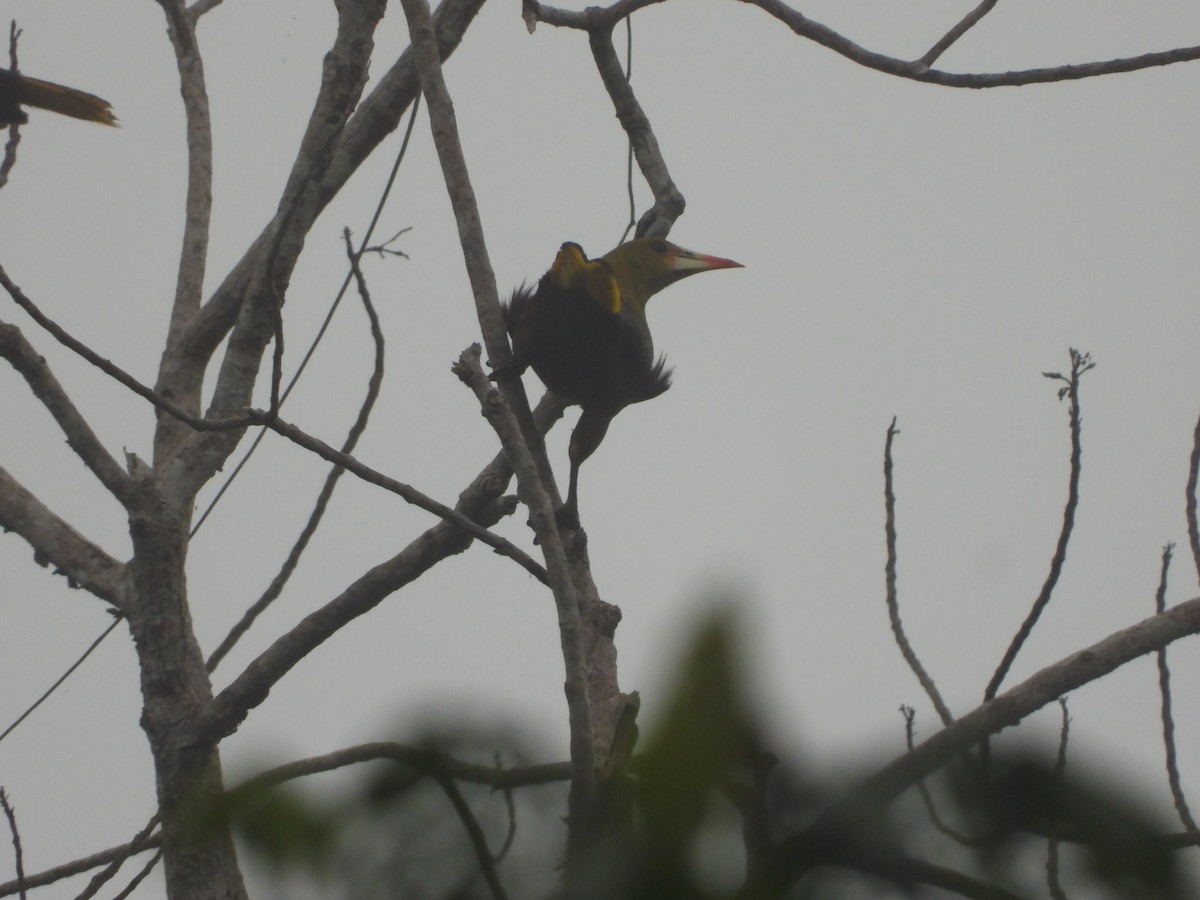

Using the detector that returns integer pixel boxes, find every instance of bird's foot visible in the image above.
[554,502,581,531]
[488,360,525,382]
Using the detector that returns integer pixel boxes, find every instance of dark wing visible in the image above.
[490,283,536,380]
[628,356,673,405]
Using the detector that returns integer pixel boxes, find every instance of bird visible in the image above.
[495,237,742,524]
[0,69,117,127]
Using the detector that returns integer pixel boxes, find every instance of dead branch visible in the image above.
[884,418,954,727]
[0,263,544,582]
[204,230,390,673]
[151,0,213,464]
[986,349,1094,701]
[794,593,1200,875]
[0,790,25,900]
[0,321,136,506]
[1154,543,1198,832]
[0,465,126,605]
[587,25,683,238]
[917,0,1000,69]
[399,0,597,850]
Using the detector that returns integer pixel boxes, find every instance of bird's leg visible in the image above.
[558,408,614,528]
[557,460,582,529]
[487,359,526,382]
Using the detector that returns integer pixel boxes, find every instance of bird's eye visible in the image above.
[650,239,668,255]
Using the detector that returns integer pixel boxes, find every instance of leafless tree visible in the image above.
[2,1,1200,898]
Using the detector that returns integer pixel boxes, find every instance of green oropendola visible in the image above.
[0,69,117,127]
[496,237,742,523]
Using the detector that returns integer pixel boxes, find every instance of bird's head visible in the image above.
[600,238,743,312]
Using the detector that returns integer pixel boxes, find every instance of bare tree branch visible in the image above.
[105,850,162,900]
[794,592,1200,873]
[0,264,238,434]
[917,0,1000,70]
[0,742,569,898]
[186,0,223,22]
[204,230,390,673]
[986,350,1094,702]
[73,814,161,900]
[0,263,544,581]
[531,0,1200,89]
[1154,543,1198,833]
[0,830,159,898]
[525,0,665,30]
[0,321,136,506]
[152,0,214,464]
[884,418,954,727]
[0,23,22,192]
[587,24,683,238]
[0,618,123,745]
[164,0,389,507]
[430,766,511,900]
[0,790,26,900]
[0,464,126,605]
[1186,406,1200,589]
[399,0,597,850]
[1046,698,1070,900]
[233,742,572,794]
[252,411,549,580]
[175,0,486,376]
[197,393,566,743]
[742,0,1200,88]
[902,706,977,846]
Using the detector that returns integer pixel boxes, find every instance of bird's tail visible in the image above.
[14,74,117,126]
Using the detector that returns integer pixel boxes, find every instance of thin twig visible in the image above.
[199,397,567,746]
[0,618,123,746]
[256,411,547,581]
[884,419,954,726]
[431,768,511,900]
[0,791,26,900]
[492,752,518,863]
[532,0,1200,89]
[190,97,421,538]
[1186,405,1200,589]
[205,229,389,672]
[0,22,22,190]
[588,24,683,238]
[902,707,977,845]
[737,0,1200,89]
[0,825,159,897]
[1154,543,1198,832]
[1046,697,1070,900]
[0,266,545,581]
[106,850,162,900]
[0,264,240,429]
[780,593,1200,887]
[619,16,636,244]
[72,814,161,900]
[917,0,1000,69]
[232,742,571,796]
[986,349,1094,702]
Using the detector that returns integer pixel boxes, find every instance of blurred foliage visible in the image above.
[222,610,1195,899]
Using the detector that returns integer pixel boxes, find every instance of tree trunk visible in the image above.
[126,468,247,900]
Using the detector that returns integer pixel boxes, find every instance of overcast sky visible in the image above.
[3,1,1200,896]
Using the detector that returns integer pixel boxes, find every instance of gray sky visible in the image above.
[3,0,1200,895]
